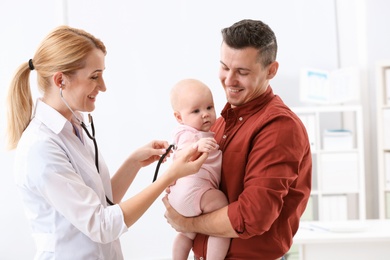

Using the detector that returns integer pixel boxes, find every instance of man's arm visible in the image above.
[162,195,238,238]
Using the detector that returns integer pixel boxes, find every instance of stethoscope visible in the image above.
[60,87,174,201]
[152,144,175,182]
[60,87,114,206]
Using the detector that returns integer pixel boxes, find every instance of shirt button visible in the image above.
[239,117,243,121]
[223,135,227,139]
[199,258,204,260]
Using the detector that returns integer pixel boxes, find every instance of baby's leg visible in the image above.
[200,189,230,259]
[207,236,231,260]
[172,232,196,260]
[200,188,228,213]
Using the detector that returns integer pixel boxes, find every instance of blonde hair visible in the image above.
[6,25,106,150]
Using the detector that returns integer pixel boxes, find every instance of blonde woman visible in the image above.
[6,25,207,259]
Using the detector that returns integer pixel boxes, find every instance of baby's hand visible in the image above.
[196,137,219,153]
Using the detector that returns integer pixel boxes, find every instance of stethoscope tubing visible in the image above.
[60,88,114,205]
[152,144,175,182]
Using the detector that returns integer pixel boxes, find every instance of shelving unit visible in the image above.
[376,61,390,219]
[292,105,366,221]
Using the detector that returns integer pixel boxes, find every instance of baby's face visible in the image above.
[177,88,216,132]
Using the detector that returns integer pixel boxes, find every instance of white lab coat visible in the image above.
[14,99,128,259]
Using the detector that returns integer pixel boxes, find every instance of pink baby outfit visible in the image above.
[168,125,222,217]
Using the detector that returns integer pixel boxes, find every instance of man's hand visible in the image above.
[162,194,190,233]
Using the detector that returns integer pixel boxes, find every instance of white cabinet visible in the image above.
[376,61,390,219]
[292,105,366,221]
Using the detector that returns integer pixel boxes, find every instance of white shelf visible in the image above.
[292,105,366,221]
[376,61,390,219]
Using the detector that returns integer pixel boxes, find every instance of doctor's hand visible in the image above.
[167,143,208,180]
[129,140,171,168]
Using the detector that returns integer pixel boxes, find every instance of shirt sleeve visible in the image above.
[227,114,309,239]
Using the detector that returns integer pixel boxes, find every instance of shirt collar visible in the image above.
[33,99,71,134]
[221,86,275,119]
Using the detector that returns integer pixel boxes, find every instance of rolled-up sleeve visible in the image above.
[224,114,308,239]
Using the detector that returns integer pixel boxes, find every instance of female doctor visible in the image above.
[6,25,208,259]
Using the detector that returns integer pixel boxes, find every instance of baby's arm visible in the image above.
[175,137,219,160]
[195,137,219,153]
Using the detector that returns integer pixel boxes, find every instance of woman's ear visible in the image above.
[53,72,64,88]
[266,61,279,80]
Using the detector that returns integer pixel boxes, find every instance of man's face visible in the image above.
[218,42,274,108]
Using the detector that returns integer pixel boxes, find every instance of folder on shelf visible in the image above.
[321,153,359,192]
[323,129,353,150]
[385,68,390,105]
[301,196,315,221]
[322,195,348,221]
[385,152,390,190]
[298,114,316,150]
[386,192,390,218]
[384,108,390,150]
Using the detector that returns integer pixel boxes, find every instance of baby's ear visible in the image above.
[173,111,183,123]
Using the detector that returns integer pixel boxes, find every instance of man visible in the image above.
[163,19,312,260]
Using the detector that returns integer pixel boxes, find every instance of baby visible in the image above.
[167,79,230,260]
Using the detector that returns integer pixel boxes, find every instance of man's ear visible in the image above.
[174,111,183,124]
[53,72,64,88]
[266,61,279,80]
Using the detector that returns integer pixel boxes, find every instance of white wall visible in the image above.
[3,0,388,259]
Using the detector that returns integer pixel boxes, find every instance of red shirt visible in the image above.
[193,87,312,259]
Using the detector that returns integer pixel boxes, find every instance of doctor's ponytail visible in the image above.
[6,62,34,150]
